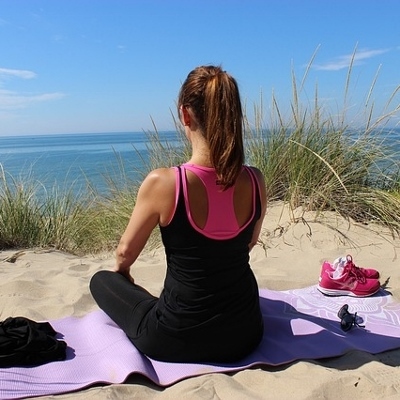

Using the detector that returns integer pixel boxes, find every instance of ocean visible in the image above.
[1,129,399,197]
[0,131,182,196]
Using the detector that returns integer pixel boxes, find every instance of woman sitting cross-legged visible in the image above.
[90,65,267,363]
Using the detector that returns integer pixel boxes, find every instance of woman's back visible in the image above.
[152,163,264,361]
[182,164,255,233]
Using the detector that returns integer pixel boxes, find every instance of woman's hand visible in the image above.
[114,267,135,284]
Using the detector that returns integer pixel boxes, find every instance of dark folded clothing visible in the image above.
[0,316,67,367]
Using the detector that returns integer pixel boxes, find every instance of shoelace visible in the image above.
[343,255,366,283]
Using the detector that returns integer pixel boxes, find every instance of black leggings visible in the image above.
[89,270,157,340]
[90,271,195,362]
[90,270,263,362]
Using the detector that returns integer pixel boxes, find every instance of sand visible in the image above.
[1,201,400,399]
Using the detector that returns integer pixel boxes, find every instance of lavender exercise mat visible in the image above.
[2,285,400,400]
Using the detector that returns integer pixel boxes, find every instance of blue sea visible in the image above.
[0,131,182,196]
[1,129,399,197]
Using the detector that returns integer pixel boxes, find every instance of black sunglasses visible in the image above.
[337,304,365,332]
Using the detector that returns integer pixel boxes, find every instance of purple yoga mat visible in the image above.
[1,285,400,400]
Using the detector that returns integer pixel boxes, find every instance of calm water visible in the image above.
[1,129,399,197]
[0,131,182,196]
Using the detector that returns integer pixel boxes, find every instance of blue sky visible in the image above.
[0,0,399,136]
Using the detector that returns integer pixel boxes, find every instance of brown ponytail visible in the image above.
[178,65,244,189]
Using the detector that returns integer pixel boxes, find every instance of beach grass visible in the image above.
[246,49,400,232]
[1,57,399,255]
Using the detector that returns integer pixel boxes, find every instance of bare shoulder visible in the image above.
[246,166,267,206]
[246,166,265,184]
[140,167,176,195]
[137,167,177,224]
[145,167,176,181]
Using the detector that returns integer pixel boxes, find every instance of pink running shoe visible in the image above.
[318,261,380,297]
[321,255,380,279]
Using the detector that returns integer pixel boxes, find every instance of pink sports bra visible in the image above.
[171,163,258,240]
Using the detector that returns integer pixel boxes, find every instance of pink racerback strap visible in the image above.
[178,163,257,240]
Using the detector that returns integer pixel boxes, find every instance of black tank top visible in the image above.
[156,166,263,334]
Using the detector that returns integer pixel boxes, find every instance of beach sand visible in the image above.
[1,201,400,399]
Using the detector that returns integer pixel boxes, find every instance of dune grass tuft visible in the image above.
[245,48,400,233]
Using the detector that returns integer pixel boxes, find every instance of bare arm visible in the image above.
[248,167,267,251]
[114,167,176,281]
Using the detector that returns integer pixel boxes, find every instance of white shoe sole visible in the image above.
[317,284,380,297]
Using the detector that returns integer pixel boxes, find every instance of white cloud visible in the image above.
[0,89,65,110]
[0,67,65,111]
[117,44,127,53]
[0,67,37,80]
[313,48,390,71]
